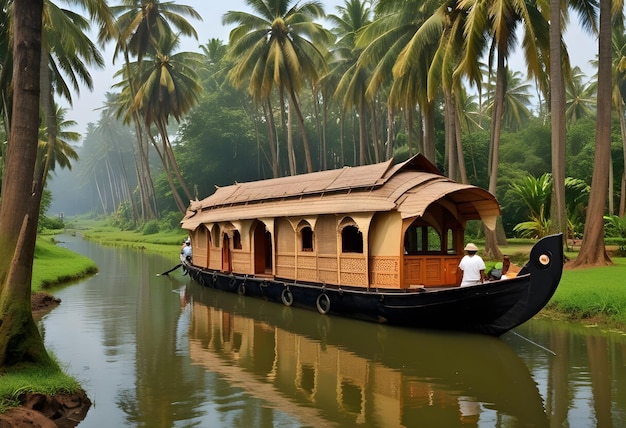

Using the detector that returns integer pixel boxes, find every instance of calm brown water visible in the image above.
[39,234,626,427]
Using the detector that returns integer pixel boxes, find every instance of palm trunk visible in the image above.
[287,100,296,174]
[386,106,394,160]
[125,50,156,220]
[454,96,468,184]
[571,0,613,267]
[483,52,506,261]
[146,128,187,213]
[322,92,328,170]
[618,102,626,217]
[608,155,614,215]
[372,102,381,164]
[444,89,456,179]
[94,175,107,214]
[549,0,567,238]
[161,126,192,201]
[39,41,57,190]
[262,100,279,177]
[0,0,51,368]
[289,90,313,173]
[422,100,436,163]
[358,98,367,166]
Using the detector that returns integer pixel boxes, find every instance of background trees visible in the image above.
[40,1,623,251]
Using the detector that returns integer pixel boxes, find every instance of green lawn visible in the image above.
[548,257,626,326]
[78,225,185,255]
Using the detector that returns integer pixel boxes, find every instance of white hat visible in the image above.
[464,243,478,252]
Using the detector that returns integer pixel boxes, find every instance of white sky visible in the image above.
[63,0,597,138]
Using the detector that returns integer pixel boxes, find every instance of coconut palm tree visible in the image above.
[107,0,201,217]
[456,0,550,259]
[0,0,49,368]
[38,1,106,203]
[122,32,204,213]
[36,105,79,186]
[571,0,617,267]
[0,0,107,186]
[109,0,200,62]
[356,0,446,164]
[198,38,227,91]
[565,66,596,123]
[328,0,373,166]
[611,27,626,216]
[224,0,333,175]
[483,69,533,131]
[549,0,599,245]
[96,92,143,220]
[0,0,112,369]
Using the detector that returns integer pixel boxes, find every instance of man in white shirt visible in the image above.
[458,243,485,287]
[182,240,192,261]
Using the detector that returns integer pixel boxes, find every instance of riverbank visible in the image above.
[33,234,99,291]
[0,234,98,425]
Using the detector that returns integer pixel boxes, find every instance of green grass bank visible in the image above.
[1,234,98,415]
[0,361,84,414]
[32,235,98,291]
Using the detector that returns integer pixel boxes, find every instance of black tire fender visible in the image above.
[316,293,331,315]
[237,281,246,296]
[281,287,294,306]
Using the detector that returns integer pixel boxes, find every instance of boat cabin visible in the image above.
[181,154,500,289]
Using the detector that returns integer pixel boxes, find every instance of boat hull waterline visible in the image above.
[183,234,563,336]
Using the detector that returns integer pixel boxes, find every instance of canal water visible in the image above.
[39,234,626,427]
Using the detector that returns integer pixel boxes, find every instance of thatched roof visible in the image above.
[181,154,500,230]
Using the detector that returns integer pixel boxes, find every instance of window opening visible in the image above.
[342,225,363,253]
[404,223,442,254]
[301,226,314,251]
[233,230,242,249]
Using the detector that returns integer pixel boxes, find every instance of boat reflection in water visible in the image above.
[184,283,549,427]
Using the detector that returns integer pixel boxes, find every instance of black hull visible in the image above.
[184,234,563,336]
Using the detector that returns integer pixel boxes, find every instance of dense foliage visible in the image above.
[30,0,625,245]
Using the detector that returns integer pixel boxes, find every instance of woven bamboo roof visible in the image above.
[181,154,500,230]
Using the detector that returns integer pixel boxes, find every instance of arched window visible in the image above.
[233,230,242,249]
[301,226,314,251]
[404,222,441,254]
[211,224,221,248]
[341,225,363,253]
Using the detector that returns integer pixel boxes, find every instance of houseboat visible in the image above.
[180,154,563,336]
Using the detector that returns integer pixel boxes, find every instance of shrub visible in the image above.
[39,215,65,231]
[159,211,183,231]
[110,202,135,230]
[604,214,626,238]
[142,220,159,235]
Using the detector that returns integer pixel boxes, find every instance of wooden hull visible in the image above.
[184,234,563,336]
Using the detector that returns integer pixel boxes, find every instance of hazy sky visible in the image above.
[64,0,597,138]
